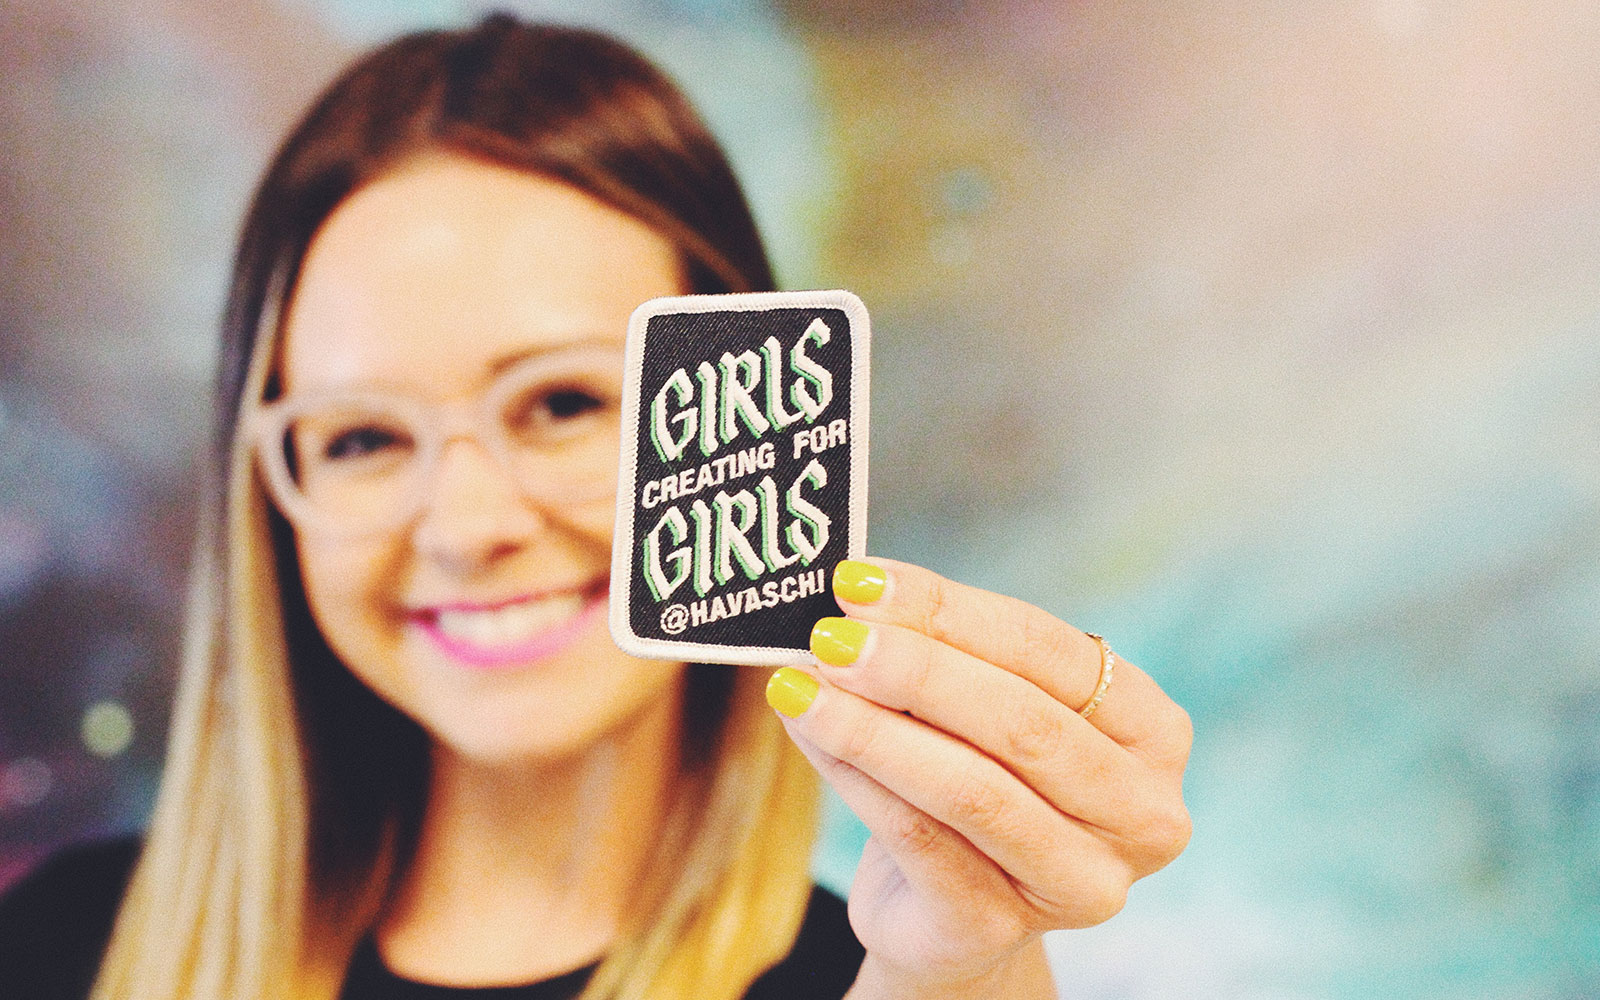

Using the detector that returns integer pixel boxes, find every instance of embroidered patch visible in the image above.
[609,290,870,665]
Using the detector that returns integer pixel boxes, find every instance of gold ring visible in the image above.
[1079,633,1115,719]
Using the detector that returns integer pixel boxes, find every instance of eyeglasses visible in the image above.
[250,345,625,537]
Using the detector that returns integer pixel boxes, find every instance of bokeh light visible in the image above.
[80,702,135,759]
[0,759,54,811]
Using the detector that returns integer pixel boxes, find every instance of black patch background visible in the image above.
[628,307,854,651]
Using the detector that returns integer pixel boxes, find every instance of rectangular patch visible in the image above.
[609,290,870,665]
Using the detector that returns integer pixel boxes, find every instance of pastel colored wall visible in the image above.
[2,2,1594,996]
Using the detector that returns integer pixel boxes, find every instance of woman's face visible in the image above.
[279,153,688,765]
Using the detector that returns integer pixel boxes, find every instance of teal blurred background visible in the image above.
[1,1,1596,997]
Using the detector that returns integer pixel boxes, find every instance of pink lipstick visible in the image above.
[415,584,608,670]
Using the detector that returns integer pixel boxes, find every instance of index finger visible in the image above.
[828,557,1190,764]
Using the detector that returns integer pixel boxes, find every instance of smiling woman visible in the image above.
[279,159,688,769]
[0,13,1191,1000]
[1,19,831,1000]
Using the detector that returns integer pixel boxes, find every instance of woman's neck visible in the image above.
[375,681,685,987]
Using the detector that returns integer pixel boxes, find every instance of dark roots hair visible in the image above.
[220,13,774,890]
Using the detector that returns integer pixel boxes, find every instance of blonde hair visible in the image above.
[92,228,823,1000]
[90,16,824,1000]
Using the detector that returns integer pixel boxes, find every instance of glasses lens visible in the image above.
[279,404,422,528]
[496,359,622,501]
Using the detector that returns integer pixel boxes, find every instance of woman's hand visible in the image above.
[766,558,1193,999]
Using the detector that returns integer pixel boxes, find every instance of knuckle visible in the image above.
[1076,745,1120,789]
[1172,704,1195,755]
[945,773,1008,830]
[899,636,935,701]
[1161,702,1195,757]
[1138,701,1196,771]
[1155,801,1194,861]
[1066,867,1131,928]
[1083,877,1130,927]
[1018,612,1078,679]
[920,574,957,638]
[1004,700,1068,768]
[884,807,945,859]
[1125,798,1192,872]
[834,706,882,765]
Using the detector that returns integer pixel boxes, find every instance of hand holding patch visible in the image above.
[610,290,870,665]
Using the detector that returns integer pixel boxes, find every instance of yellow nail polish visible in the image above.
[810,617,870,667]
[833,559,887,604]
[766,667,820,718]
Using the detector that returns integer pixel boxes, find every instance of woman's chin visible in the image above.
[391,613,687,769]
[419,673,681,769]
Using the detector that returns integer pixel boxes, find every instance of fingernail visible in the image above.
[766,667,820,718]
[833,559,887,604]
[810,617,870,667]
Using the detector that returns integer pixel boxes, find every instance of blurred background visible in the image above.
[2,1,1596,996]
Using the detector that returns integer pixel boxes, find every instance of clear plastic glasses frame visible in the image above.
[250,344,626,537]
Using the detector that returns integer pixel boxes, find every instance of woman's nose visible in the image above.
[411,437,548,570]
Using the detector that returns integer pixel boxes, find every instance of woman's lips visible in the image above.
[413,583,608,670]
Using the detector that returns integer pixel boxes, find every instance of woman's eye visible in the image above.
[323,425,403,460]
[502,380,616,448]
[510,385,609,431]
[544,388,604,420]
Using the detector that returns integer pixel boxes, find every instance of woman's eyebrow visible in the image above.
[486,335,622,377]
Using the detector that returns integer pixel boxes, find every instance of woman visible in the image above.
[0,15,1192,1000]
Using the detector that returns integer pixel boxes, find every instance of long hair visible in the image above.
[93,16,821,1000]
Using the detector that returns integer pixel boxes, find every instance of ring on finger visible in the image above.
[1078,633,1115,719]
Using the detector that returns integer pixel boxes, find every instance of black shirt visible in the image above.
[0,837,864,1000]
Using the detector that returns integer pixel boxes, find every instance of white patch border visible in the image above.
[609,290,871,666]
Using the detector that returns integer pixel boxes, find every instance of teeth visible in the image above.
[435,594,585,647]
